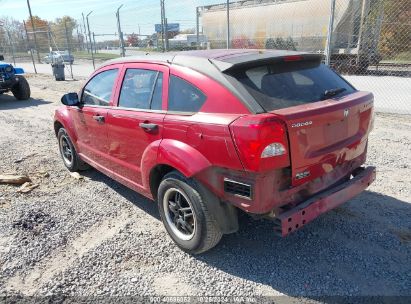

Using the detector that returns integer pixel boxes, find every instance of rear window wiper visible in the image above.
[321,87,346,100]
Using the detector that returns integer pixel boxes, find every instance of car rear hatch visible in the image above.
[223,53,374,186]
[273,91,373,186]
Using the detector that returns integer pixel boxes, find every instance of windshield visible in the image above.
[225,60,355,111]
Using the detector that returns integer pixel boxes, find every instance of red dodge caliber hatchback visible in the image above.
[54,50,376,253]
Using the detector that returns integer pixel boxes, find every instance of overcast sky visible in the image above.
[0,0,223,39]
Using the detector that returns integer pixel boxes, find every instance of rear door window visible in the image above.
[118,68,162,110]
[168,75,206,113]
[226,61,355,111]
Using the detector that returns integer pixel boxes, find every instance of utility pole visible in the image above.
[82,13,89,53]
[86,11,95,69]
[23,20,37,73]
[196,6,200,49]
[26,0,41,63]
[116,4,126,57]
[22,21,37,72]
[325,0,336,66]
[64,21,73,79]
[226,0,230,49]
[160,0,167,52]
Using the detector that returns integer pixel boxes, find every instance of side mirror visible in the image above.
[0,55,4,61]
[61,92,80,106]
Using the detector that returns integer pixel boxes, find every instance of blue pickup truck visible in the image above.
[0,55,31,100]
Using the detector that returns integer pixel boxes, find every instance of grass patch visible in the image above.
[72,51,120,60]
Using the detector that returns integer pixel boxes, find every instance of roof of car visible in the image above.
[100,49,322,114]
[101,49,319,72]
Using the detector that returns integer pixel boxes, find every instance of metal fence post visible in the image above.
[165,18,169,51]
[6,30,16,66]
[226,0,230,49]
[64,20,73,79]
[82,13,89,54]
[196,6,200,49]
[23,20,37,74]
[116,4,126,57]
[86,11,95,69]
[93,32,97,54]
[325,0,336,66]
[356,0,367,66]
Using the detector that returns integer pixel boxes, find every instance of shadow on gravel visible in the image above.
[0,94,51,110]
[71,169,411,297]
[81,170,160,220]
[196,191,411,297]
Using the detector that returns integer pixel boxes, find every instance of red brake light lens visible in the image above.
[230,114,290,172]
[283,55,303,62]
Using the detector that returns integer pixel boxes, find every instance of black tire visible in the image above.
[11,76,31,100]
[158,171,223,254]
[57,128,89,172]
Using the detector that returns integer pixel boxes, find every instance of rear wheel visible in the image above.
[11,76,31,100]
[57,128,89,171]
[158,171,222,254]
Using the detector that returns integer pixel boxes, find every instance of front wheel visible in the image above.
[158,171,222,254]
[57,128,89,172]
[11,76,31,100]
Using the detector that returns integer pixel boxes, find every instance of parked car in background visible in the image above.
[54,49,376,254]
[44,51,74,64]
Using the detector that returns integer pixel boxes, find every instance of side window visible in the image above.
[168,75,206,113]
[82,69,118,106]
[119,69,162,110]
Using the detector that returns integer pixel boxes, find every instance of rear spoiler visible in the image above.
[210,53,323,73]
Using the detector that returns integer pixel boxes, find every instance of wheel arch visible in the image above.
[149,164,239,235]
[53,108,79,150]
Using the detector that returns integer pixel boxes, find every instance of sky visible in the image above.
[0,0,224,40]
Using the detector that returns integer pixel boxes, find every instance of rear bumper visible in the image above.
[273,166,376,236]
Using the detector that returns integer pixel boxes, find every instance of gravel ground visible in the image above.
[0,74,410,300]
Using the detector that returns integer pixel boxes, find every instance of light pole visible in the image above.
[86,11,95,69]
[116,4,126,57]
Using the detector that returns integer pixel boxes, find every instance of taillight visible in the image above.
[283,55,303,62]
[230,114,290,172]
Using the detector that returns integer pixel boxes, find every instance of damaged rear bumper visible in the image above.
[273,166,376,236]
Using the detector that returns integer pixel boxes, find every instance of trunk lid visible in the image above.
[272,91,374,186]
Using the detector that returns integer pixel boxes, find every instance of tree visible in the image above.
[378,0,410,60]
[126,33,139,47]
[0,17,25,54]
[49,16,77,51]
[25,15,49,52]
[265,37,297,50]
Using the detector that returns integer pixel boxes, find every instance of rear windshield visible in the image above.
[226,60,355,111]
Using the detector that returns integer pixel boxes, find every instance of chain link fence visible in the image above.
[0,0,409,113]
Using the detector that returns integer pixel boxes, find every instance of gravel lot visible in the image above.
[0,74,410,300]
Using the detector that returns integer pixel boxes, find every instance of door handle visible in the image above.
[139,122,158,132]
[93,115,105,123]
